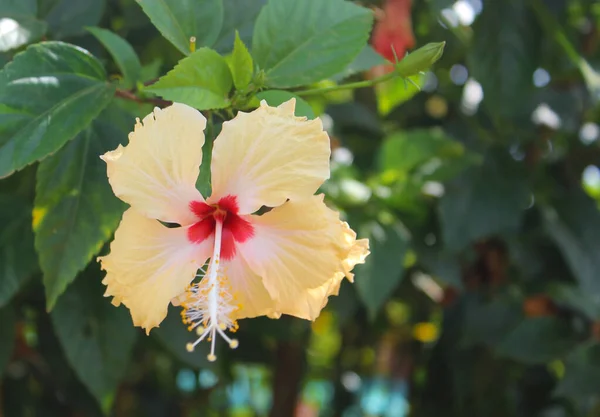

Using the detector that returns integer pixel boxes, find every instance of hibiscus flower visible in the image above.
[98,99,369,361]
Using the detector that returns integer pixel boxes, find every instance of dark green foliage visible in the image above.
[1,0,600,416]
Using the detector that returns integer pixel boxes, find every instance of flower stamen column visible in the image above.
[183,219,239,361]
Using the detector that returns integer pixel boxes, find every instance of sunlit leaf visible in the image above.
[137,0,224,55]
[252,0,373,88]
[145,48,232,110]
[228,31,253,90]
[0,42,115,178]
[213,0,267,52]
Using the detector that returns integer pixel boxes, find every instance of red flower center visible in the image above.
[187,195,254,260]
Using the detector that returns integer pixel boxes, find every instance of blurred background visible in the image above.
[2,0,600,416]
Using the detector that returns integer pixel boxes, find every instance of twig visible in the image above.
[115,89,172,107]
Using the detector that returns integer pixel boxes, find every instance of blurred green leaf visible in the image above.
[228,31,253,90]
[252,0,373,88]
[416,245,462,289]
[555,343,600,400]
[34,114,126,310]
[0,194,37,307]
[496,317,580,364]
[461,295,523,348]
[146,48,232,110]
[153,305,212,369]
[87,27,142,89]
[529,0,600,103]
[137,0,224,55]
[213,0,267,52]
[0,0,47,51]
[467,0,538,118]
[0,305,16,378]
[0,42,115,179]
[543,190,600,298]
[256,90,315,119]
[51,272,137,409]
[41,0,105,39]
[439,151,529,251]
[354,221,410,319]
[427,0,453,13]
[378,128,466,174]
[375,74,423,116]
[332,45,387,82]
[549,283,600,321]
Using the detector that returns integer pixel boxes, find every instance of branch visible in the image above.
[115,89,172,107]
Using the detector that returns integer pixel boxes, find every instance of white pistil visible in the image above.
[182,219,240,361]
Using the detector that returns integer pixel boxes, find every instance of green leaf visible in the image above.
[137,0,224,55]
[439,151,529,251]
[0,41,115,179]
[213,0,266,52]
[51,272,137,409]
[467,0,538,119]
[461,294,523,348]
[87,27,142,89]
[543,190,600,298]
[378,128,467,174]
[145,48,233,110]
[0,194,37,307]
[195,121,221,197]
[153,305,212,369]
[354,221,410,318]
[496,317,580,364]
[0,305,16,378]
[416,245,462,289]
[252,0,373,88]
[375,74,423,116]
[549,283,600,321]
[555,343,600,400]
[34,113,126,310]
[228,31,253,90]
[0,0,47,51]
[332,45,387,82]
[41,0,105,39]
[256,90,315,119]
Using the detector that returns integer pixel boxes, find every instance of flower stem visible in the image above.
[295,42,445,97]
[295,72,397,97]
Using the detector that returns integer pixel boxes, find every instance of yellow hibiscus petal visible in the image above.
[102,103,206,226]
[340,222,370,282]
[208,99,330,214]
[99,209,212,333]
[237,195,369,320]
[223,255,276,320]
